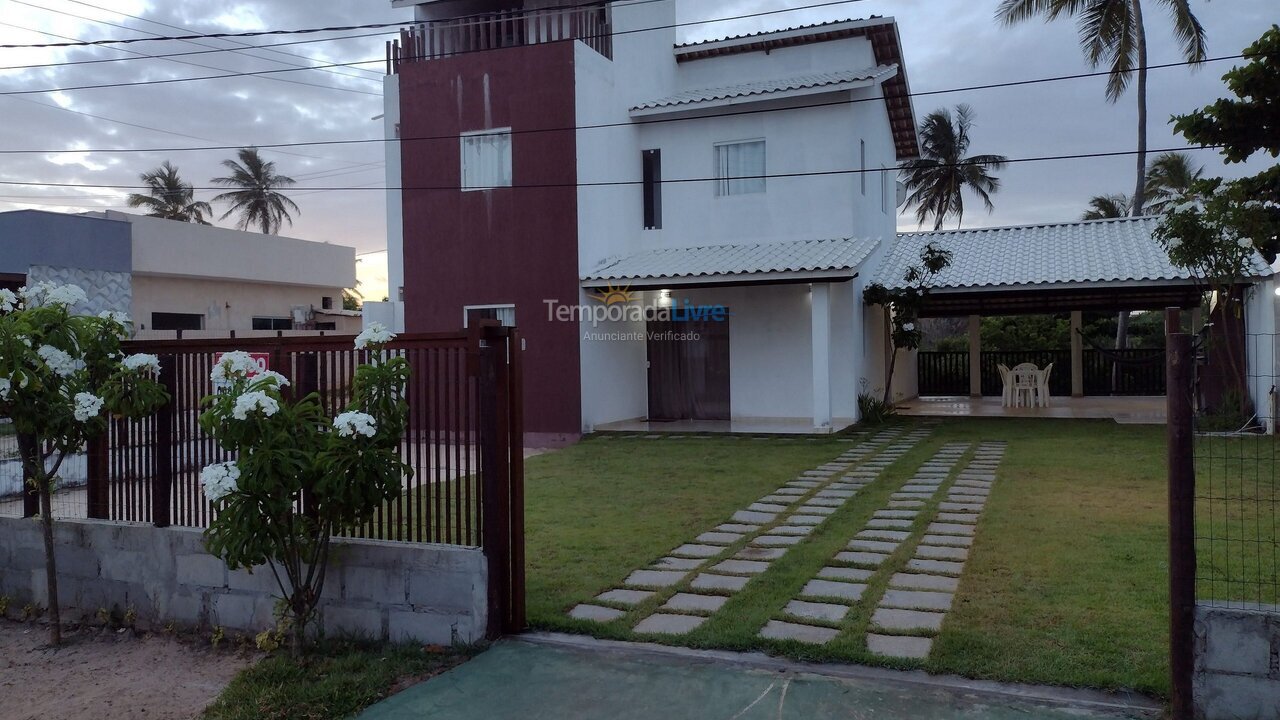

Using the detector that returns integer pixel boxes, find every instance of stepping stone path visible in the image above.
[867,440,1007,660]
[570,425,939,634]
[759,438,963,646]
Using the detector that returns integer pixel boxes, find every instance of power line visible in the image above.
[2,3,382,97]
[0,144,1228,193]
[0,53,1246,155]
[57,0,384,79]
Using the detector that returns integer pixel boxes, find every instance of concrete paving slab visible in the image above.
[889,573,960,592]
[874,510,919,519]
[900,485,940,493]
[753,535,804,547]
[716,524,760,533]
[758,619,839,645]
[634,614,707,635]
[735,547,787,561]
[848,539,899,553]
[927,523,976,536]
[748,503,789,513]
[569,604,626,622]
[922,534,973,547]
[881,589,955,611]
[758,495,797,505]
[625,570,688,588]
[937,513,979,524]
[867,633,933,660]
[916,545,969,561]
[906,559,966,576]
[691,573,751,591]
[834,551,888,567]
[801,579,867,601]
[796,505,838,515]
[770,525,814,536]
[871,607,946,632]
[651,557,705,571]
[774,487,807,495]
[867,519,913,529]
[938,503,983,512]
[733,511,777,524]
[858,529,910,541]
[660,593,728,614]
[888,500,925,508]
[788,515,826,525]
[818,566,874,582]
[596,589,655,606]
[672,544,726,558]
[783,600,850,623]
[787,480,821,488]
[696,532,743,545]
[815,490,856,498]
[711,559,771,575]
[806,497,846,507]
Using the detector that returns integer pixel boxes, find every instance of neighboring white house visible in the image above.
[0,209,361,337]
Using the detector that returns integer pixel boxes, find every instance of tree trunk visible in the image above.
[1112,311,1130,394]
[1130,0,1150,215]
[39,482,62,646]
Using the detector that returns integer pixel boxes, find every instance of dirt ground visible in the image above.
[0,620,255,720]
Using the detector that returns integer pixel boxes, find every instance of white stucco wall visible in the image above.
[131,276,348,334]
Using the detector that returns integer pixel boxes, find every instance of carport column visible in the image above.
[967,315,981,397]
[1071,311,1084,397]
[811,283,832,430]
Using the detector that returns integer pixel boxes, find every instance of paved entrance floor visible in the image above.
[357,638,1159,720]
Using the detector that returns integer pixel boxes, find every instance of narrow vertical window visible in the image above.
[882,166,891,214]
[860,139,867,196]
[643,149,662,229]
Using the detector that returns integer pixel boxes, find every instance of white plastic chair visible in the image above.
[1038,362,1054,407]
[1011,363,1040,408]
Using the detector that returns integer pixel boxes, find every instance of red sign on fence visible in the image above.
[213,351,270,377]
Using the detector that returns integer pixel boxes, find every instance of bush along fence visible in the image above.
[2,322,525,644]
[1167,312,1280,720]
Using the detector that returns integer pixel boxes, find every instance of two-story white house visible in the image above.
[382,0,918,442]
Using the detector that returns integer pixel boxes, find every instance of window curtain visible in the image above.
[715,141,765,196]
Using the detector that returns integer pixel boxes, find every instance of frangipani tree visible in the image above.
[198,322,410,654]
[0,283,169,645]
[862,243,954,405]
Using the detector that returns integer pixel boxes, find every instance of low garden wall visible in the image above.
[1194,603,1280,720]
[0,517,488,645]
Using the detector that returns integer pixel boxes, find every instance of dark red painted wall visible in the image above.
[398,42,582,437]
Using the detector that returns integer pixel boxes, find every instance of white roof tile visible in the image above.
[583,238,880,284]
[874,216,1272,291]
[631,66,897,112]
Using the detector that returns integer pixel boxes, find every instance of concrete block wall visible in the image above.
[1194,603,1280,720]
[0,517,488,646]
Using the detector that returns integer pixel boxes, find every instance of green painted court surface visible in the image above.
[357,641,1151,720]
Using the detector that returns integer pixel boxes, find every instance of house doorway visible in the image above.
[646,317,730,421]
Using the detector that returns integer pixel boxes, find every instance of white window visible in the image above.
[460,129,512,191]
[714,139,765,196]
[463,304,516,328]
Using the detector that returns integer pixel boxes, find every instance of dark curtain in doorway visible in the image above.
[647,318,730,421]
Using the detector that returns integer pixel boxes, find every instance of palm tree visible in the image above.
[1144,151,1204,213]
[125,161,212,224]
[996,0,1207,215]
[900,104,1009,230]
[211,148,300,234]
[1082,193,1132,219]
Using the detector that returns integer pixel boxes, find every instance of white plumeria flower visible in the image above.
[250,370,290,389]
[37,345,79,377]
[1237,238,1253,249]
[73,392,104,422]
[333,411,377,438]
[200,462,240,502]
[122,353,161,375]
[23,281,88,309]
[354,322,395,350]
[902,322,915,332]
[0,377,10,400]
[210,351,261,386]
[0,288,16,313]
[232,390,279,420]
[98,310,131,325]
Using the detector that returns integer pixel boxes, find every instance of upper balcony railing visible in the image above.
[386,4,612,73]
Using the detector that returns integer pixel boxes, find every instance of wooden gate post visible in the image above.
[477,324,517,637]
[1166,307,1196,719]
[152,355,177,528]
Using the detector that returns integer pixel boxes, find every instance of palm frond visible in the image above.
[1159,0,1207,63]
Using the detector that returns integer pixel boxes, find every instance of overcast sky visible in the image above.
[0,0,1275,300]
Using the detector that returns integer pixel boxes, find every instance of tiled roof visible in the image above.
[675,17,883,49]
[583,237,880,284]
[874,216,1273,290]
[631,66,897,112]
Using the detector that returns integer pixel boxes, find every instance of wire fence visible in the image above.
[0,428,90,520]
[1191,330,1279,608]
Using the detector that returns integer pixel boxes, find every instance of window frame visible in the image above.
[463,303,516,328]
[251,317,294,331]
[459,128,513,192]
[713,138,766,197]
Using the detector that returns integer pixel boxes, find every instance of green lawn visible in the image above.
[525,420,1177,696]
